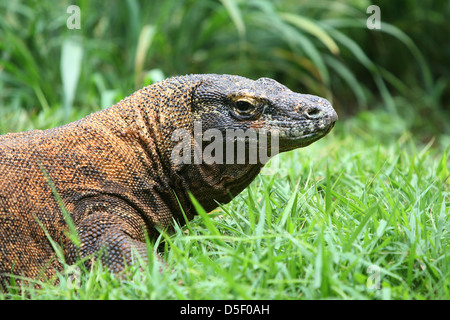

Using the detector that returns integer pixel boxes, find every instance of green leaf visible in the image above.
[344,204,378,251]
[135,24,156,88]
[436,148,449,182]
[61,38,83,118]
[219,0,246,39]
[188,192,225,246]
[278,183,298,228]
[280,13,339,55]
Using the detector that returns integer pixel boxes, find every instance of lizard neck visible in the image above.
[173,162,264,213]
[99,78,266,221]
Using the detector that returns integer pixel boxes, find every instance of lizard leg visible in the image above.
[66,213,150,272]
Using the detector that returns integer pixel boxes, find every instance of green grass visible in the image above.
[0,0,448,300]
[1,110,448,300]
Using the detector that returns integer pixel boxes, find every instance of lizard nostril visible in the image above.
[305,106,323,119]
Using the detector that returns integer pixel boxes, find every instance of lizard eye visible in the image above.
[235,100,255,113]
[229,97,263,120]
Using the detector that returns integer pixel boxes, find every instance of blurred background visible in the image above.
[0,0,449,146]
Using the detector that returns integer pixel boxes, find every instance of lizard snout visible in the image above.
[304,106,324,119]
[302,96,338,124]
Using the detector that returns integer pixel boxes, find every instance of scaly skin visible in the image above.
[0,74,337,288]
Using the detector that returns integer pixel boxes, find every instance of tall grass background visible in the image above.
[0,0,448,299]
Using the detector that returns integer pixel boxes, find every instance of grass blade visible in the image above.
[61,38,83,118]
[344,204,378,251]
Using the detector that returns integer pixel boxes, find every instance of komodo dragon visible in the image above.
[0,74,337,288]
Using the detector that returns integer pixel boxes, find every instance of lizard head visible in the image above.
[191,74,338,155]
[142,74,338,212]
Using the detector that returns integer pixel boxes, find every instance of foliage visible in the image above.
[0,0,448,300]
[1,0,448,135]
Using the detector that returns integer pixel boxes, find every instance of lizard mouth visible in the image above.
[278,120,336,151]
[230,118,336,155]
